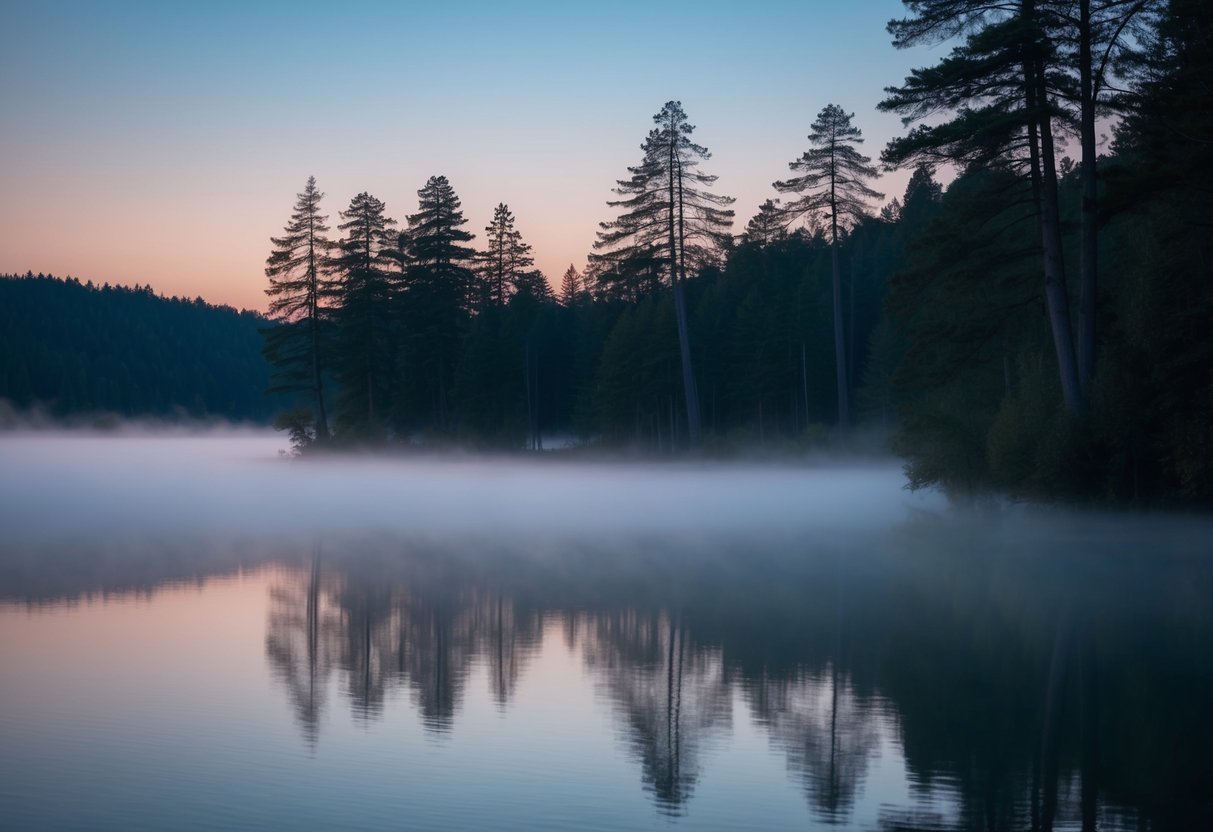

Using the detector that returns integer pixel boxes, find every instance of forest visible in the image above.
[0,274,281,423]
[3,0,1209,505]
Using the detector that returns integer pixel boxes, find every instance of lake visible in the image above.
[1,433,1210,830]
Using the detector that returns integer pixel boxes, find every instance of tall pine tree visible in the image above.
[263,176,335,444]
[399,175,477,432]
[774,104,882,428]
[592,101,735,445]
[332,191,398,438]
[478,203,535,308]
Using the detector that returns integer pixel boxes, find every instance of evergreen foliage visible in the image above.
[592,101,735,445]
[478,203,535,308]
[7,3,1208,506]
[775,104,883,428]
[263,175,335,444]
[331,191,398,438]
[397,175,477,435]
[0,273,281,421]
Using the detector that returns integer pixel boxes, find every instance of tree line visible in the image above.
[2,1,1204,504]
[264,1,1209,503]
[0,272,282,422]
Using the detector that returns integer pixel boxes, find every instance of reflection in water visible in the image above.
[580,612,730,814]
[751,667,884,824]
[264,550,339,745]
[265,544,544,735]
[3,517,1212,830]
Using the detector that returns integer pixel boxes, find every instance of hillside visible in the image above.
[0,273,283,422]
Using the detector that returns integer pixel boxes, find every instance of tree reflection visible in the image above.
[333,573,399,720]
[264,546,543,737]
[254,527,1213,827]
[580,611,731,814]
[264,549,341,746]
[470,594,542,710]
[751,665,883,823]
[395,594,474,732]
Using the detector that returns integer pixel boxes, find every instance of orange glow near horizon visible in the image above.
[0,0,923,314]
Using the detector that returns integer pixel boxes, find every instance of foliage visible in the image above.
[0,273,283,421]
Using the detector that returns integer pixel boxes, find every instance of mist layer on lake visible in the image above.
[2,431,1212,831]
[0,430,946,538]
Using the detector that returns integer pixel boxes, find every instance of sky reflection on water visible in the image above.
[1,434,1211,830]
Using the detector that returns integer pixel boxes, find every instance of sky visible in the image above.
[0,0,944,312]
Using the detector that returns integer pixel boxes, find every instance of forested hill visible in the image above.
[0,273,280,422]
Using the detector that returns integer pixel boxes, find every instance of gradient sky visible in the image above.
[1,0,943,312]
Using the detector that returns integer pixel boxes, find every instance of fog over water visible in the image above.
[3,431,1212,831]
[0,430,949,538]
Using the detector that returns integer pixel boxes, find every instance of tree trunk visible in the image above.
[311,306,330,443]
[308,235,330,444]
[1077,0,1098,396]
[671,150,702,446]
[830,224,849,428]
[1036,66,1085,418]
[1021,6,1084,418]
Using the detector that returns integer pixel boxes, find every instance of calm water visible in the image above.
[1,434,1211,831]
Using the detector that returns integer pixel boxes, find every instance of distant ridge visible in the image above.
[0,272,286,423]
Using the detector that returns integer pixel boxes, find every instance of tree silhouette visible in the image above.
[263,176,335,442]
[593,101,735,446]
[775,104,882,428]
[880,2,1085,415]
[478,202,535,308]
[331,191,398,437]
[558,263,584,307]
[744,198,786,245]
[399,175,477,432]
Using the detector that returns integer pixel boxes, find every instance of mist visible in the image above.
[0,430,948,539]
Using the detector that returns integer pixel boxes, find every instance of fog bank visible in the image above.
[0,431,942,537]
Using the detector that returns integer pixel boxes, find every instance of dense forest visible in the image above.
[0,274,283,422]
[3,1,1209,505]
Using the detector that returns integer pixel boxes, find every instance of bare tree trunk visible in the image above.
[1077,0,1098,396]
[1036,65,1085,418]
[831,231,849,427]
[308,235,330,443]
[672,152,702,447]
[311,308,330,443]
[1021,5,1084,417]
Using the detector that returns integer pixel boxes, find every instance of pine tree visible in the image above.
[331,191,398,437]
[880,1,1087,416]
[558,264,583,307]
[478,203,535,308]
[745,199,786,245]
[774,104,883,428]
[399,175,477,431]
[263,176,334,443]
[592,101,735,445]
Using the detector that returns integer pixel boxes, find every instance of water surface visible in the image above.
[1,433,1209,830]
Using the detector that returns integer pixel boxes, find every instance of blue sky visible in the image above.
[1,0,945,310]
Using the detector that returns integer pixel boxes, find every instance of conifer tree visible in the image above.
[880,1,1087,416]
[745,199,786,245]
[331,191,397,436]
[399,175,477,431]
[558,264,583,307]
[774,104,882,428]
[264,176,335,444]
[593,101,735,445]
[478,203,535,308]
